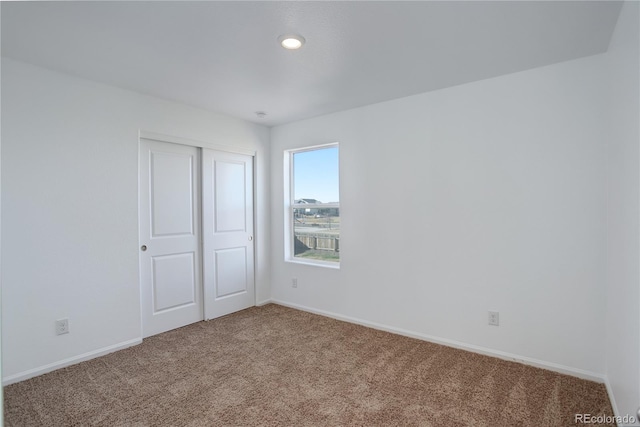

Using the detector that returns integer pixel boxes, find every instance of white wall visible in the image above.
[605,1,640,420]
[0,58,271,382]
[270,54,608,378]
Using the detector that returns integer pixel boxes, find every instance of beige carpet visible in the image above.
[4,304,613,426]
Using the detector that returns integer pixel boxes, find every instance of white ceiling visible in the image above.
[1,1,623,127]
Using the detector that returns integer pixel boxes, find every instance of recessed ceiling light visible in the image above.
[278,34,305,50]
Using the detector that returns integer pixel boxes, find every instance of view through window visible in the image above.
[291,144,340,264]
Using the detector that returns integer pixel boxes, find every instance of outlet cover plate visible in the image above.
[488,311,499,326]
[56,318,69,335]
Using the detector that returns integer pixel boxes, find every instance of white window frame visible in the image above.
[284,143,340,269]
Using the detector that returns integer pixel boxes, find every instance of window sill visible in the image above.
[285,258,341,269]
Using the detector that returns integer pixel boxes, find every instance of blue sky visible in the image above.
[294,146,339,203]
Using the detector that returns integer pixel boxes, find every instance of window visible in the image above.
[286,144,340,267]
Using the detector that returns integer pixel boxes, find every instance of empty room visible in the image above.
[1,1,639,426]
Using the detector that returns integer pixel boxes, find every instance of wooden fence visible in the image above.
[295,233,339,252]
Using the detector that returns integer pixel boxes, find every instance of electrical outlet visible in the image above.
[56,318,69,335]
[488,311,499,326]
[292,278,298,288]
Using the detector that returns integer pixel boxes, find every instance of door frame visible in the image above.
[138,130,257,335]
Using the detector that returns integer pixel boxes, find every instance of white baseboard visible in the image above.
[603,377,639,426]
[255,298,273,307]
[270,299,606,383]
[2,338,142,386]
[604,377,620,419]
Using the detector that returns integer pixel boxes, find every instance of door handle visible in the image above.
[141,245,147,251]
[248,236,253,241]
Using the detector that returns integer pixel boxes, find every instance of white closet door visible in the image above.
[202,149,255,319]
[139,139,203,337]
